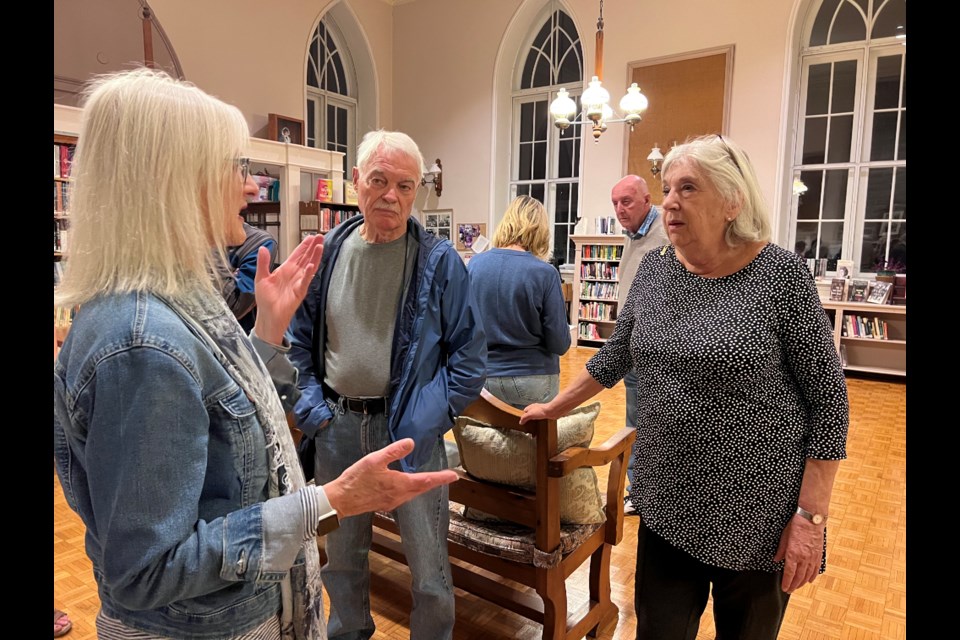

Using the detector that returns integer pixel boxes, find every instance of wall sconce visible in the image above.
[421,159,443,197]
[647,145,664,178]
[792,178,809,196]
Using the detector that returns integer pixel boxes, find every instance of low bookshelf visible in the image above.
[820,300,906,377]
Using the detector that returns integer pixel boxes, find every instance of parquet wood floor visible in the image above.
[53,346,906,639]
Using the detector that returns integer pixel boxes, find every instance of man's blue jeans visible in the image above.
[623,368,639,495]
[484,373,560,410]
[313,401,454,640]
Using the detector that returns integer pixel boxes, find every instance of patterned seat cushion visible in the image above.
[376,501,603,569]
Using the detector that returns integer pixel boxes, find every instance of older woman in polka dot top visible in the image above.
[521,134,848,640]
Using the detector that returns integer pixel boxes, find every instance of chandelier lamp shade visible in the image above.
[549,0,649,141]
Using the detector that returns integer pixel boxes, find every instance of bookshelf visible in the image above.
[570,235,626,347]
[298,201,361,239]
[820,300,906,377]
[54,104,82,346]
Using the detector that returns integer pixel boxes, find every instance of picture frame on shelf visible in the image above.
[267,113,304,145]
[457,223,486,252]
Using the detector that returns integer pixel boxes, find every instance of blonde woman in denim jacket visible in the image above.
[52,68,455,640]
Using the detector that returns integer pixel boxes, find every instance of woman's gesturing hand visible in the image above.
[253,234,324,344]
[322,438,458,518]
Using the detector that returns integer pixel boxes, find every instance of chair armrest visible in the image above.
[547,427,635,476]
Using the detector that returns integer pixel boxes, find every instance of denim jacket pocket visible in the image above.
[208,385,268,508]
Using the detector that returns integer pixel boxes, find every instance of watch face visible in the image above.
[812,514,824,525]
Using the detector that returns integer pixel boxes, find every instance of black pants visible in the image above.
[635,523,790,640]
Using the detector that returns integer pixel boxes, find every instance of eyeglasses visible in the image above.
[236,157,251,181]
[715,135,743,177]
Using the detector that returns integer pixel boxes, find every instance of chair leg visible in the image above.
[587,544,619,637]
[537,574,568,640]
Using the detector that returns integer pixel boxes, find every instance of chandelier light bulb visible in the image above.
[549,88,578,128]
[581,76,610,118]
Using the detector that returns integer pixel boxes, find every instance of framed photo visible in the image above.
[422,209,453,240]
[457,223,486,252]
[268,113,304,145]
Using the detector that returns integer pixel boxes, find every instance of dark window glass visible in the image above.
[865,168,893,219]
[797,171,823,220]
[871,0,906,39]
[802,117,827,164]
[832,60,857,112]
[893,168,905,220]
[870,112,898,161]
[822,170,849,220]
[533,142,547,180]
[830,2,866,44]
[306,99,316,145]
[827,114,853,163]
[874,55,902,110]
[519,143,532,181]
[806,64,831,115]
[520,102,534,142]
[819,221,844,260]
[809,0,841,47]
[336,108,347,145]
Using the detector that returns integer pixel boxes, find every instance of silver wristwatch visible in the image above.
[795,506,827,525]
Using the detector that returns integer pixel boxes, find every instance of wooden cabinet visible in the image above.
[820,300,906,377]
[570,235,625,347]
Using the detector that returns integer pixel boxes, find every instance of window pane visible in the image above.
[521,52,537,90]
[533,52,551,88]
[889,221,906,271]
[796,222,819,258]
[519,143,532,181]
[558,139,574,179]
[802,117,827,164]
[516,184,530,197]
[810,0,841,47]
[870,112,898,161]
[865,168,893,219]
[535,101,547,142]
[874,55,902,110]
[556,183,570,223]
[829,2,866,44]
[337,108,347,145]
[325,62,338,93]
[307,99,316,145]
[859,221,885,271]
[307,60,318,88]
[827,114,853,163]
[832,60,857,113]
[533,142,547,180]
[897,109,906,160]
[872,0,906,39]
[819,221,844,260]
[822,170,848,219]
[520,102,533,142]
[531,184,545,204]
[332,54,348,96]
[327,105,336,144]
[893,167,905,220]
[797,171,823,220]
[806,64,831,115]
[795,223,818,259]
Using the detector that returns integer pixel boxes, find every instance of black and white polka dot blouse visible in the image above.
[586,243,849,573]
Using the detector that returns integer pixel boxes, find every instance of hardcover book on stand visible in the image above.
[865,280,893,305]
[848,279,869,302]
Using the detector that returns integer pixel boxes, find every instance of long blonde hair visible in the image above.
[492,195,551,260]
[56,68,249,307]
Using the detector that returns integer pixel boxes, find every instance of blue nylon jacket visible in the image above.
[288,216,487,471]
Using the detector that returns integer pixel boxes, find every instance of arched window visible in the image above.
[510,7,583,265]
[306,15,357,178]
[790,0,906,275]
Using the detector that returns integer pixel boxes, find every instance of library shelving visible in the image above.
[570,234,626,347]
[820,299,906,377]
[298,201,361,239]
[54,103,82,345]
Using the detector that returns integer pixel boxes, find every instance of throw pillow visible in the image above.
[452,402,605,525]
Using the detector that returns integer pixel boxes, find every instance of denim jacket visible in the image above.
[53,291,309,639]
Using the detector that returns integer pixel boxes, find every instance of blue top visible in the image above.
[467,248,571,377]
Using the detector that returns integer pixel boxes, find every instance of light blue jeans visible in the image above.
[313,401,454,640]
[483,374,560,410]
[623,368,639,495]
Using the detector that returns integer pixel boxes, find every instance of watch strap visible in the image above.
[795,505,827,525]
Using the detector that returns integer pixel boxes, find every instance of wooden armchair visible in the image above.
[371,390,635,639]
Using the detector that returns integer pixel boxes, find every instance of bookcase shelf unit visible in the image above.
[570,235,626,347]
[820,300,906,377]
[54,104,82,346]
[246,138,345,261]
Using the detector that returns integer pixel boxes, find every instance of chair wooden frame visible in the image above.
[370,390,635,639]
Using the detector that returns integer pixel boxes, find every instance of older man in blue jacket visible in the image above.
[288,129,486,640]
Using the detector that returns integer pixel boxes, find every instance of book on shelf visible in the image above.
[829,278,847,301]
[847,279,869,302]
[344,182,359,205]
[315,178,333,202]
[865,280,893,304]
